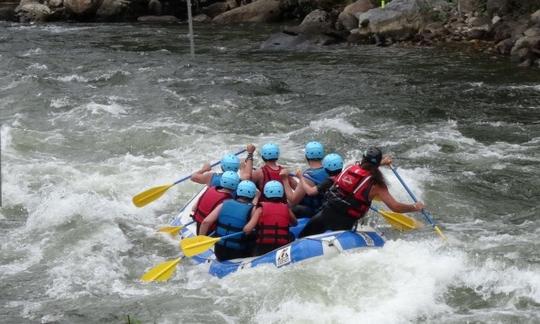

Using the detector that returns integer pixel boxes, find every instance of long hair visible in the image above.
[359,160,386,187]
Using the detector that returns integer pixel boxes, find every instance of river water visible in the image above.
[0,22,539,323]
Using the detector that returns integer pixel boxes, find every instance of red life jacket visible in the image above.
[193,187,232,224]
[258,164,288,203]
[330,165,374,219]
[258,164,283,191]
[256,202,291,245]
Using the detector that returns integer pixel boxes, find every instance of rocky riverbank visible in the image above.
[2,0,540,67]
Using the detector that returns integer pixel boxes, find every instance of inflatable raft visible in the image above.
[169,188,385,278]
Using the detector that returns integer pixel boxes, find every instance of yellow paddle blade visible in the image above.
[378,209,423,231]
[157,226,182,236]
[180,235,220,257]
[132,184,173,208]
[140,258,182,282]
[434,225,448,241]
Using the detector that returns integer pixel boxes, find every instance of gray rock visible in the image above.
[511,35,540,63]
[47,0,63,8]
[213,0,282,24]
[64,0,102,16]
[193,13,211,22]
[202,2,229,18]
[531,10,540,26]
[298,9,333,33]
[355,0,430,40]
[15,2,52,22]
[457,0,480,13]
[343,0,374,16]
[96,0,129,18]
[495,37,514,55]
[148,0,162,15]
[337,11,358,31]
[486,0,510,17]
[524,27,540,38]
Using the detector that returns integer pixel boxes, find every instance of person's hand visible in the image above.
[380,155,393,166]
[201,162,212,172]
[413,201,425,211]
[295,169,302,179]
[243,226,251,234]
[247,144,256,154]
[279,168,289,180]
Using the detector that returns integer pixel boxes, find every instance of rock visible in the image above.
[467,16,490,28]
[511,35,540,63]
[467,26,488,40]
[457,0,480,13]
[15,2,52,22]
[137,15,180,22]
[531,10,540,26]
[297,9,333,33]
[64,0,103,16]
[260,31,340,50]
[213,0,282,24]
[337,11,358,31]
[202,2,229,18]
[524,27,540,37]
[96,0,129,18]
[491,15,500,25]
[193,13,211,22]
[226,0,238,10]
[47,0,63,8]
[0,7,17,21]
[343,0,374,16]
[148,0,161,15]
[495,37,513,55]
[486,0,510,17]
[355,0,432,40]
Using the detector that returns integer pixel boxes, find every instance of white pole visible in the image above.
[186,0,195,58]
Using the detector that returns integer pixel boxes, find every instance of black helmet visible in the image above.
[362,147,382,166]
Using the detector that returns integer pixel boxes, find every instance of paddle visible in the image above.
[157,220,194,236]
[389,165,447,240]
[180,232,243,257]
[140,257,184,282]
[132,148,246,208]
[370,206,423,231]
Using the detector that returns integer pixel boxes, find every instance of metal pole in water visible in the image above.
[186,0,195,58]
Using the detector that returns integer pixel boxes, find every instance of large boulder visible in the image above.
[531,10,540,26]
[355,0,432,40]
[337,0,373,31]
[213,0,283,23]
[510,35,540,65]
[96,0,129,18]
[458,0,480,13]
[64,0,103,16]
[486,0,510,17]
[15,1,52,22]
[297,9,333,32]
[202,1,229,18]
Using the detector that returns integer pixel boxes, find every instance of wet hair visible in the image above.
[359,161,386,187]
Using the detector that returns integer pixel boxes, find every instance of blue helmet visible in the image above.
[305,141,324,160]
[220,171,240,190]
[236,180,257,199]
[323,153,343,172]
[263,180,284,199]
[261,143,279,161]
[221,154,240,172]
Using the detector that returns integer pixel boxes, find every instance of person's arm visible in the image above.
[199,203,223,235]
[243,207,261,234]
[301,171,320,196]
[252,169,263,188]
[371,185,424,213]
[288,209,297,226]
[240,144,256,180]
[191,163,213,185]
[288,174,298,190]
[280,169,295,203]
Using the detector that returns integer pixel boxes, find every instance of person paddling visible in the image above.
[245,143,296,202]
[243,181,297,256]
[191,144,255,186]
[299,147,425,237]
[199,180,258,261]
[281,141,331,217]
[191,171,240,234]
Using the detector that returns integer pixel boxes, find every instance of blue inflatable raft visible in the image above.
[169,188,386,278]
